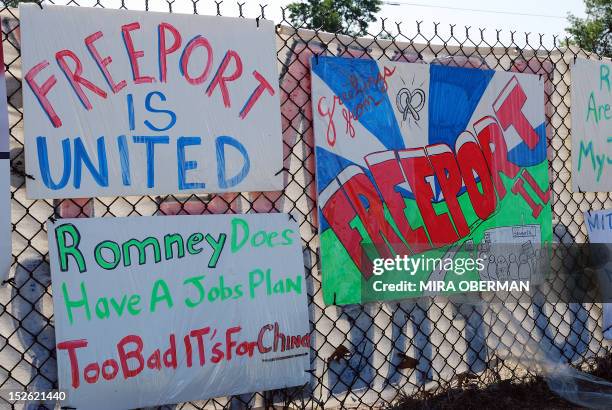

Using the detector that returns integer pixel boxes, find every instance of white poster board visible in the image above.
[571,59,612,192]
[20,4,283,199]
[48,214,310,409]
[0,39,10,280]
[584,209,612,340]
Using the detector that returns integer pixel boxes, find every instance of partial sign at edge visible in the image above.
[571,58,612,192]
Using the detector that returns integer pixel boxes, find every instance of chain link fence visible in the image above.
[0,1,611,408]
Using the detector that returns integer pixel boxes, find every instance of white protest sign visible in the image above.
[571,59,612,192]
[48,214,309,409]
[584,209,612,340]
[20,4,283,199]
[0,39,10,280]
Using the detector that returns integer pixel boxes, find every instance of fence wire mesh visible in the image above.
[0,1,611,408]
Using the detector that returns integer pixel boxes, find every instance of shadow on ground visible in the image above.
[391,353,612,410]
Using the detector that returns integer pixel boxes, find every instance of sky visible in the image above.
[378,0,584,35]
[49,0,588,47]
[272,0,586,47]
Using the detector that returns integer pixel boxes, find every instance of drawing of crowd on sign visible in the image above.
[311,57,553,304]
[20,4,283,199]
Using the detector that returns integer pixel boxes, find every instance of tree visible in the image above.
[6,1,39,8]
[287,0,382,36]
[567,0,612,56]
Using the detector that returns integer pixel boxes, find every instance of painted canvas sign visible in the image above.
[571,59,612,192]
[584,209,612,340]
[48,214,309,409]
[0,39,10,280]
[311,57,552,304]
[20,4,282,199]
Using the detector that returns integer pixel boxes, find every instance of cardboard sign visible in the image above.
[311,57,552,304]
[0,39,10,280]
[571,59,612,192]
[584,209,612,340]
[20,4,283,199]
[48,214,309,409]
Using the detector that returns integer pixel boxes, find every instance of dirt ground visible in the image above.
[391,353,612,410]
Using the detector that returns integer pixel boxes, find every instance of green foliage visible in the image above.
[567,0,612,56]
[5,0,39,8]
[287,0,382,36]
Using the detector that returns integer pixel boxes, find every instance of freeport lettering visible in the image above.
[319,76,551,279]
[25,21,274,128]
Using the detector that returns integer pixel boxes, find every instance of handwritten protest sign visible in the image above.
[571,59,612,192]
[311,57,552,304]
[20,4,282,199]
[0,40,10,280]
[584,209,612,340]
[48,214,309,409]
